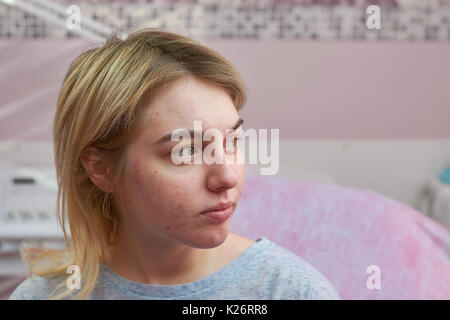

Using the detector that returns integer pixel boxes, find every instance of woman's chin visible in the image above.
[189,229,230,249]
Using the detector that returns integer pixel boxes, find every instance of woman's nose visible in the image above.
[205,146,239,192]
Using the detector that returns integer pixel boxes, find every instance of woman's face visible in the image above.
[115,75,245,249]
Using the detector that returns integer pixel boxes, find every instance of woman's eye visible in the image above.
[179,145,196,157]
[226,136,242,151]
[175,138,241,160]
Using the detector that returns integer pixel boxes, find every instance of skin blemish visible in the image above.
[132,165,144,189]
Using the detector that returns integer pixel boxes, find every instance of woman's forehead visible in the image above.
[142,77,239,137]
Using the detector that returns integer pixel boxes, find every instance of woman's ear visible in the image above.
[80,146,115,193]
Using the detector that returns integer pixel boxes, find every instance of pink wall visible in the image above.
[1,39,450,140]
[206,40,450,139]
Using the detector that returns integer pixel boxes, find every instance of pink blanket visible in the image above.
[230,171,450,299]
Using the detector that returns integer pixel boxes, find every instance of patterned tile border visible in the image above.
[1,0,450,40]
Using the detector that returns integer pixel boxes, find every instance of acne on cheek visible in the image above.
[130,164,159,202]
[131,165,144,190]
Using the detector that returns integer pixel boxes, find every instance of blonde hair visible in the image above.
[22,28,247,299]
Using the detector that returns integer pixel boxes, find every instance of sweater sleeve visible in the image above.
[262,244,340,300]
[8,275,63,300]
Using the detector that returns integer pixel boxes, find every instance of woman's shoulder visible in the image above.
[216,233,256,267]
[8,273,65,300]
[234,236,341,299]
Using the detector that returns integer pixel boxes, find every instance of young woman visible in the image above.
[9,28,339,300]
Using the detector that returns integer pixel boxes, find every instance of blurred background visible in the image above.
[1,0,450,298]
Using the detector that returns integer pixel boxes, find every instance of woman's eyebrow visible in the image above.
[155,118,244,145]
[226,118,244,135]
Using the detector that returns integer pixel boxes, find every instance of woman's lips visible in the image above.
[201,203,233,223]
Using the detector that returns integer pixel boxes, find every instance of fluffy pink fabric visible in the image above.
[230,172,450,299]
